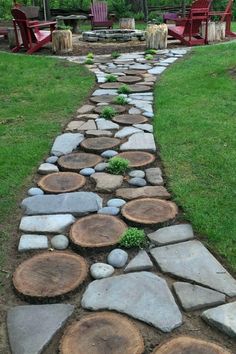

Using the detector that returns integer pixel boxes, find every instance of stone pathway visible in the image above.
[6,49,236,354]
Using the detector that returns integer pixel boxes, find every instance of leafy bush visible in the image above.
[145,49,157,55]
[84,58,94,65]
[105,74,118,82]
[114,95,129,105]
[111,51,120,59]
[119,228,147,248]
[107,157,129,175]
[101,106,117,119]
[118,84,131,94]
[145,54,154,60]
[87,52,94,59]
[133,11,145,21]
[111,0,132,18]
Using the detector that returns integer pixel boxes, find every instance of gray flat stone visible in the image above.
[128,177,147,187]
[133,123,153,133]
[82,272,182,332]
[77,104,95,114]
[77,113,99,120]
[18,234,48,252]
[202,302,236,337]
[92,89,117,96]
[96,118,119,130]
[120,132,156,152]
[38,163,59,175]
[171,49,187,55]
[130,100,153,113]
[124,250,153,273]
[129,107,141,114]
[98,206,120,216]
[94,162,109,172]
[86,129,113,137]
[128,170,145,178]
[143,111,154,118]
[115,127,141,139]
[173,282,226,311]
[21,192,102,216]
[148,224,194,245]
[148,66,166,75]
[51,234,69,250]
[101,150,118,158]
[107,249,128,268]
[107,198,126,208]
[51,133,84,157]
[91,173,123,193]
[129,64,152,70]
[90,263,114,279]
[161,57,178,64]
[28,188,44,196]
[19,214,76,233]
[145,167,163,185]
[151,240,236,296]
[45,156,58,164]
[65,120,96,132]
[7,304,74,354]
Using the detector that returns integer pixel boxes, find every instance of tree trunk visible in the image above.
[146,24,168,50]
[119,18,135,30]
[201,21,215,42]
[52,30,73,55]
[126,0,143,12]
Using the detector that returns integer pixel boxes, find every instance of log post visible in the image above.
[146,24,168,49]
[201,21,215,42]
[119,18,135,30]
[52,29,73,55]
[7,27,21,48]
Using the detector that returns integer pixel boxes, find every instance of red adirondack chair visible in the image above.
[89,2,114,30]
[168,0,212,46]
[209,0,236,37]
[11,8,56,54]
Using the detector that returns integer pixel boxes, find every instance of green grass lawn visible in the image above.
[0,53,94,283]
[154,42,236,272]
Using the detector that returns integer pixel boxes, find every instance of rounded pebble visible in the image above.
[128,170,145,178]
[101,150,118,158]
[107,198,126,208]
[94,162,109,172]
[80,168,95,176]
[98,207,120,216]
[46,156,58,164]
[27,187,44,196]
[51,235,69,250]
[90,263,114,279]
[107,249,128,268]
[128,177,147,187]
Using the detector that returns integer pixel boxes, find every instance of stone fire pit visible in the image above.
[83,29,145,42]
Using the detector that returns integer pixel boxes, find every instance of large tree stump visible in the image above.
[52,29,73,55]
[7,27,21,49]
[201,21,215,42]
[146,24,168,50]
[215,22,226,40]
[119,18,135,30]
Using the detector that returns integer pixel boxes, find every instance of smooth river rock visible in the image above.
[128,177,147,187]
[145,167,163,185]
[19,214,76,233]
[82,272,182,332]
[27,188,44,196]
[90,263,115,279]
[107,198,126,208]
[98,207,120,216]
[51,133,84,157]
[107,249,128,268]
[51,235,69,250]
[38,163,59,175]
[148,224,195,245]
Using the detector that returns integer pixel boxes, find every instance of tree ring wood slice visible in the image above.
[60,312,144,354]
[112,114,148,125]
[121,198,178,225]
[152,336,231,354]
[117,76,143,84]
[90,95,117,104]
[129,84,152,93]
[117,151,155,168]
[80,137,121,153]
[94,105,126,115]
[123,69,146,76]
[70,214,128,248]
[13,252,88,299]
[38,172,86,193]
[99,82,123,89]
[58,153,102,172]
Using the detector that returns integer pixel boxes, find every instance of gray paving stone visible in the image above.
[161,57,178,64]
[77,113,99,120]
[7,304,74,354]
[129,107,141,114]
[98,206,120,216]
[129,64,152,70]
[19,214,76,233]
[173,282,226,311]
[51,234,69,250]
[82,272,182,332]
[90,263,114,279]
[143,111,154,118]
[21,192,103,216]
[107,249,128,268]
[130,100,153,113]
[96,118,119,130]
[86,129,113,137]
[18,234,48,252]
[202,302,236,337]
[120,132,156,152]
[27,188,44,196]
[148,66,167,75]
[107,198,126,208]
[91,173,123,193]
[151,240,236,296]
[171,49,187,55]
[65,120,96,132]
[38,163,59,175]
[92,89,117,96]
[115,127,142,139]
[148,224,194,245]
[133,123,153,133]
[145,167,163,185]
[124,250,153,273]
[51,133,84,157]
[77,104,95,114]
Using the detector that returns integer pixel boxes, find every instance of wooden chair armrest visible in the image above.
[28,21,56,28]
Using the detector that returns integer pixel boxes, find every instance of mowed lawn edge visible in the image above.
[154,42,236,272]
[0,53,95,282]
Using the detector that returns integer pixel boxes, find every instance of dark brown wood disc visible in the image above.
[90,95,117,104]
[129,84,152,93]
[117,76,142,84]
[117,151,155,167]
[80,137,121,153]
[60,312,144,354]
[124,69,146,76]
[121,198,178,225]
[94,105,126,115]
[13,252,88,299]
[58,153,102,171]
[99,82,123,89]
[152,336,231,354]
[38,172,86,193]
[112,114,148,125]
[70,214,128,248]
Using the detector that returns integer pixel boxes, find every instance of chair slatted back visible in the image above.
[91,2,108,22]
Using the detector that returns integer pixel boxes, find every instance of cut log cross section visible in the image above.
[58,152,103,171]
[38,172,86,193]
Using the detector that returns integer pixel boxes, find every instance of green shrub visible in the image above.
[111,0,132,18]
[84,58,94,65]
[114,95,129,105]
[118,84,131,94]
[133,11,145,21]
[57,24,72,31]
[101,106,117,119]
[107,157,129,175]
[105,74,118,82]
[111,51,120,59]
[145,54,154,61]
[119,228,147,248]
[87,52,94,59]
[145,49,157,55]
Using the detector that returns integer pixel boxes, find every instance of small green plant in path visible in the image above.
[105,74,117,82]
[145,49,157,55]
[86,52,94,59]
[118,84,131,94]
[107,157,129,175]
[101,106,117,119]
[111,51,120,59]
[119,228,147,248]
[145,54,154,61]
[84,58,94,65]
[114,95,129,105]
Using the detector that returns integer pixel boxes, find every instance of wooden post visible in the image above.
[146,24,168,49]
[215,22,226,40]
[143,0,148,22]
[52,30,73,55]
[119,18,135,30]
[201,21,215,42]
[7,27,21,48]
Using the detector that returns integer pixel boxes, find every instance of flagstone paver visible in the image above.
[148,224,194,245]
[51,133,84,157]
[19,214,76,233]
[120,132,156,152]
[124,250,153,273]
[18,234,49,252]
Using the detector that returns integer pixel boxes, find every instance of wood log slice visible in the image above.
[152,336,231,354]
[119,18,135,30]
[129,84,152,93]
[94,105,126,115]
[58,153,102,171]
[117,151,155,167]
[90,95,117,104]
[112,114,148,125]
[38,172,86,193]
[70,214,128,248]
[99,82,123,89]
[80,137,121,153]
[60,312,144,354]
[52,30,73,55]
[117,76,143,84]
[13,252,88,300]
[121,198,178,225]
[123,69,146,76]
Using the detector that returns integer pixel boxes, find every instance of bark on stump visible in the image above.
[215,22,226,40]
[202,21,215,42]
[146,24,168,50]
[52,29,73,55]
[8,27,21,48]
[119,18,135,30]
